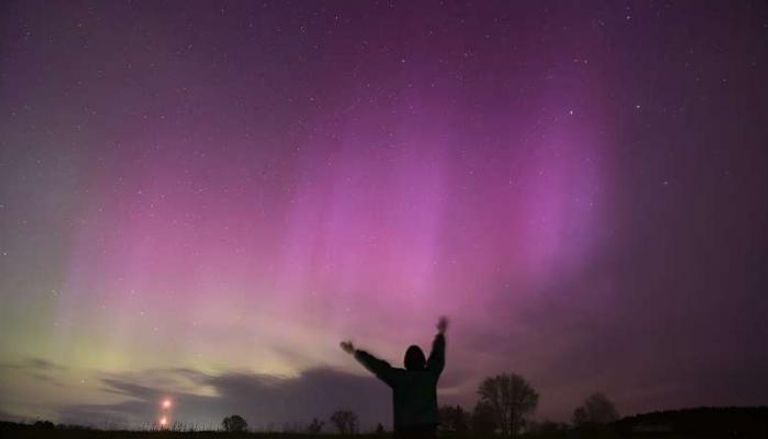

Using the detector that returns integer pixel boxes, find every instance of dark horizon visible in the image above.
[1,0,767,430]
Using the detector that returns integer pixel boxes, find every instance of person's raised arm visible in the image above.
[427,316,447,375]
[340,340,395,386]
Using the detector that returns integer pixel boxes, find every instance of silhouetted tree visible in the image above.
[478,373,539,438]
[374,423,386,435]
[471,401,497,435]
[222,415,248,433]
[439,404,469,432]
[330,409,359,434]
[306,417,324,434]
[572,393,619,427]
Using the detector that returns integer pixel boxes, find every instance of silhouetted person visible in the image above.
[341,317,448,439]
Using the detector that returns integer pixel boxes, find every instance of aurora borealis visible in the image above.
[1,0,767,430]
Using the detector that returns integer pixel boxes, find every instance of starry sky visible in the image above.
[1,0,767,430]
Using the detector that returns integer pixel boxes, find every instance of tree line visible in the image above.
[438,373,618,438]
[222,371,619,436]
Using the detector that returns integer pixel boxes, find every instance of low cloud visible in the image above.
[0,357,68,388]
[57,366,392,430]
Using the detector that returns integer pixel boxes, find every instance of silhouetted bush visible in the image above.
[439,404,469,433]
[527,419,569,436]
[32,420,55,429]
[471,401,497,435]
[306,417,324,434]
[222,414,248,432]
[572,392,619,427]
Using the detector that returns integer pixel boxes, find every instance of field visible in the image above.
[4,406,768,439]
[1,424,765,439]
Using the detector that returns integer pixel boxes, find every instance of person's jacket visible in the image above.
[354,333,445,430]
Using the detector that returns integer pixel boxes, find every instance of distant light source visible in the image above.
[162,398,172,409]
[159,416,168,427]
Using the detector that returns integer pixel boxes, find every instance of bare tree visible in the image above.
[477,373,539,438]
[572,393,619,427]
[330,409,359,435]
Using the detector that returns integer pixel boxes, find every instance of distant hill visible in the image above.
[614,406,768,437]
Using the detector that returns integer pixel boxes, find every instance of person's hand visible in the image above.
[437,316,449,334]
[340,340,355,354]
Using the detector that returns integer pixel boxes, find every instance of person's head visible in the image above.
[404,345,426,370]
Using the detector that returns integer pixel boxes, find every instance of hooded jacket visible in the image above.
[353,333,445,431]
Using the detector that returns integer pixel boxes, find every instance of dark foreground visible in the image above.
[3,407,768,439]
[0,427,766,439]
[0,428,766,439]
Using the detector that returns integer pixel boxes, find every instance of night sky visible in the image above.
[1,0,768,430]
